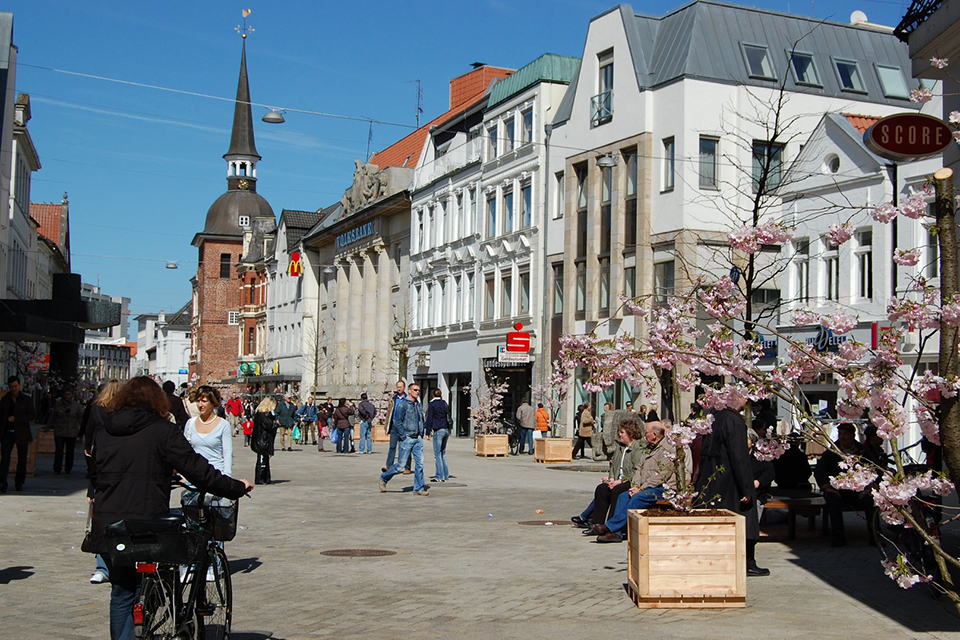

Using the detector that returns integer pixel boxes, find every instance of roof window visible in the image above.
[876,65,909,99]
[742,44,775,80]
[835,59,866,93]
[789,52,821,86]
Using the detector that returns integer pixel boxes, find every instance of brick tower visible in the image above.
[190,40,274,385]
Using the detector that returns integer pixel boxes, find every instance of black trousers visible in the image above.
[0,431,28,489]
[572,436,591,458]
[592,481,632,525]
[54,435,77,473]
[824,489,874,536]
[255,453,271,484]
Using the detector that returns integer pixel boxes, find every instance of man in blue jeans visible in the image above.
[357,392,377,454]
[379,383,429,495]
[382,380,411,474]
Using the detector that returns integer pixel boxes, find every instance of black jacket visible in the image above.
[696,409,758,539]
[166,392,190,428]
[88,406,246,554]
[251,412,278,456]
[0,391,34,444]
[425,399,450,436]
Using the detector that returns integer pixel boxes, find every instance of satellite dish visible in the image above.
[850,10,868,25]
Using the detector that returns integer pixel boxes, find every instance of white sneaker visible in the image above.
[89,570,107,584]
[206,567,216,582]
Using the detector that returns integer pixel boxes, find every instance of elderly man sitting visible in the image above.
[589,421,686,543]
[571,416,647,529]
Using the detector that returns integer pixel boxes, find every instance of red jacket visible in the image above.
[225,398,243,417]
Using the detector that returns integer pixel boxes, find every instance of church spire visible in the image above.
[225,40,260,161]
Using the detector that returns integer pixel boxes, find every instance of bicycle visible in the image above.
[103,482,242,639]
[499,418,521,456]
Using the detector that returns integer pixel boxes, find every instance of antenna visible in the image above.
[366,121,374,162]
[405,80,424,128]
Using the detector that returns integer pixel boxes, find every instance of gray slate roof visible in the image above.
[225,42,260,160]
[554,1,918,125]
[164,301,192,329]
[280,209,324,248]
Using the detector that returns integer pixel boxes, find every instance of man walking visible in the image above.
[425,389,451,481]
[274,393,297,451]
[379,383,428,495]
[45,388,83,474]
[0,376,34,492]
[382,380,411,474]
[515,397,536,455]
[357,393,377,454]
[224,392,243,436]
[297,397,320,445]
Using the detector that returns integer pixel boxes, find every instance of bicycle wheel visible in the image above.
[137,574,176,639]
[873,509,939,586]
[199,545,232,640]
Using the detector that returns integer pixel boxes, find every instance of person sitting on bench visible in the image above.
[814,422,874,547]
[571,417,646,529]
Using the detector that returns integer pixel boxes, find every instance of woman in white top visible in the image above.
[184,386,233,477]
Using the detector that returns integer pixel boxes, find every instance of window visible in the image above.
[520,183,532,229]
[926,227,939,278]
[699,136,719,189]
[416,210,425,252]
[743,44,775,79]
[521,109,533,145]
[487,125,498,160]
[876,65,909,99]
[248,327,255,355]
[624,150,638,247]
[414,286,422,329]
[503,190,514,234]
[823,237,839,301]
[624,266,636,298]
[752,140,784,191]
[519,271,531,315]
[501,275,512,317]
[453,276,463,324]
[436,201,446,246]
[654,261,675,305]
[426,207,435,249]
[835,59,865,92]
[576,263,586,313]
[790,52,821,86]
[599,258,610,314]
[228,311,239,325]
[504,118,515,153]
[751,289,781,323]
[856,229,873,300]
[220,253,232,279]
[468,188,476,236]
[455,193,463,239]
[554,171,564,220]
[795,239,810,303]
[467,274,475,321]
[576,164,588,258]
[600,165,612,255]
[663,138,675,191]
[486,195,497,239]
[485,276,495,320]
[426,284,435,328]
[238,215,250,228]
[552,264,563,315]
[592,50,614,125]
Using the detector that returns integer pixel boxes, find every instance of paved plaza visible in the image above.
[2,437,960,639]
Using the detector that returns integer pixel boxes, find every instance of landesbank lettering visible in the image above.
[336,221,375,249]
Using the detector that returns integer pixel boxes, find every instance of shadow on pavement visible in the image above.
[230,557,263,574]
[0,565,34,583]
[231,632,278,639]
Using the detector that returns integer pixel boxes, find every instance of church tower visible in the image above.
[190,39,274,385]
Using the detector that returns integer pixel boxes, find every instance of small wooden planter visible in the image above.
[534,437,573,463]
[475,434,508,457]
[372,424,390,443]
[35,430,55,455]
[627,508,745,609]
[353,423,361,441]
[7,440,37,478]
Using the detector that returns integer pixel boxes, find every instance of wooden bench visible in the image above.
[764,496,826,540]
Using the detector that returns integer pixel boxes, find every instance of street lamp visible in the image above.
[596,153,618,168]
[262,109,285,124]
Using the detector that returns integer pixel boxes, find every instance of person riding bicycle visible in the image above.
[84,377,253,640]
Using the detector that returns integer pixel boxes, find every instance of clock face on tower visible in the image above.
[237,179,249,190]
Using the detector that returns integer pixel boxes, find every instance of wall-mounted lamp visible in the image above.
[262,109,286,124]
[596,154,618,168]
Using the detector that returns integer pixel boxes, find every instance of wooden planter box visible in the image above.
[475,434,508,457]
[627,508,745,609]
[534,437,572,463]
[353,423,361,441]
[8,440,37,478]
[372,424,390,443]
[36,430,55,455]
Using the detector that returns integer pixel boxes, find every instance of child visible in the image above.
[242,417,254,447]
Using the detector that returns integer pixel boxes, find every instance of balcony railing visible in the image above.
[591,90,613,126]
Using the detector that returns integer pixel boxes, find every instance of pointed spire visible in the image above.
[224,41,260,160]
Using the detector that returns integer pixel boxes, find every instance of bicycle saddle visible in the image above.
[105,514,187,536]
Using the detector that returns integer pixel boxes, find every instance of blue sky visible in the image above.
[7,0,916,331]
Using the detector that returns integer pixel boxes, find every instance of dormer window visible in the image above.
[835,59,866,93]
[876,64,909,99]
[789,52,821,86]
[742,44,775,80]
[238,215,250,228]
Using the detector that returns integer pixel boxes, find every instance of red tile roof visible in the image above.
[369,66,513,170]
[843,113,880,136]
[30,202,62,246]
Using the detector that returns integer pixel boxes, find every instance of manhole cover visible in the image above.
[319,549,396,558]
[517,520,573,526]
[428,482,467,487]
[546,465,606,472]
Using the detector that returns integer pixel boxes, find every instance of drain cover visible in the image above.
[429,482,467,487]
[518,520,573,526]
[319,549,396,558]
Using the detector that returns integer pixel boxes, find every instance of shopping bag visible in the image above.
[292,425,301,442]
[330,428,339,445]
[533,430,543,440]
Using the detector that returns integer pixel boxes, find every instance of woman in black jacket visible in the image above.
[332,398,354,454]
[251,396,278,484]
[87,377,251,640]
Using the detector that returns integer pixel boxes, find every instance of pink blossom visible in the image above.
[899,191,928,220]
[941,295,960,326]
[837,340,867,361]
[872,203,898,224]
[697,277,746,319]
[882,558,927,589]
[930,56,949,69]
[837,400,864,420]
[753,428,789,461]
[829,458,877,492]
[822,313,857,335]
[887,297,940,330]
[727,220,792,254]
[792,310,819,326]
[955,131,960,146]
[618,294,648,317]
[910,87,934,104]
[950,111,960,125]
[893,249,920,267]
[827,222,854,246]
[917,407,941,446]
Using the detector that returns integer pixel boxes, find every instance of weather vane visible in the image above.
[235,9,254,39]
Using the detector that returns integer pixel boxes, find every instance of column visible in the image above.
[376,246,393,389]
[333,262,349,388]
[359,249,378,387]
[347,256,363,386]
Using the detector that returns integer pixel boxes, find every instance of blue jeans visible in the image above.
[359,421,372,453]
[519,427,534,454]
[107,562,138,640]
[432,428,450,480]
[336,428,351,453]
[385,427,411,471]
[381,436,425,491]
[95,553,110,578]
[605,486,665,535]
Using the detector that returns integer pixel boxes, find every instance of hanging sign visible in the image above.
[864,113,953,160]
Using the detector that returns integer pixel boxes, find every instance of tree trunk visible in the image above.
[934,168,960,489]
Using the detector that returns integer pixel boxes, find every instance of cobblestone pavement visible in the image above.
[2,437,960,639]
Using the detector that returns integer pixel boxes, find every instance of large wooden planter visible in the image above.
[7,440,37,478]
[372,424,390,443]
[475,434,508,457]
[534,437,573,463]
[627,508,745,609]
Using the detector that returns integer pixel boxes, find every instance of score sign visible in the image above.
[864,113,954,161]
